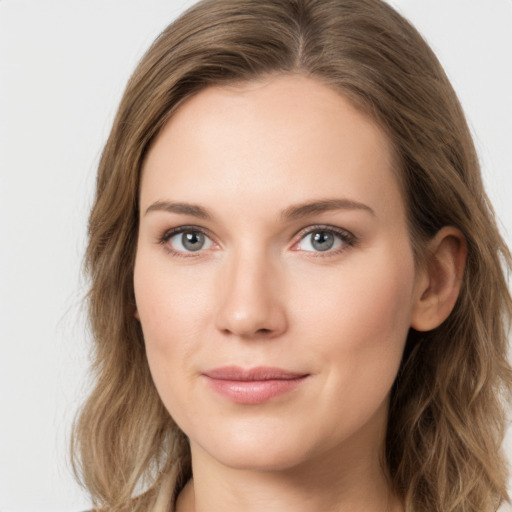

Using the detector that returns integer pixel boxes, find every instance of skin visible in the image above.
[134,75,465,512]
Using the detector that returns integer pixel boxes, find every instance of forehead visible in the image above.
[140,75,403,222]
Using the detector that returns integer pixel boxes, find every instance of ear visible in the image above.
[134,307,140,321]
[410,226,467,332]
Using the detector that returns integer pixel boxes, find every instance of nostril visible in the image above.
[215,290,288,338]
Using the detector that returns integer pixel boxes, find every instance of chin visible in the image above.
[189,420,324,473]
[206,444,311,472]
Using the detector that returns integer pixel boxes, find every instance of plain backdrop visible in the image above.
[0,1,511,511]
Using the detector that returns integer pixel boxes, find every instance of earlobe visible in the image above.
[410,226,467,332]
[134,308,140,321]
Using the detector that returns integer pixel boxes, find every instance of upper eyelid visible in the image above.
[294,224,355,241]
[160,223,353,237]
[161,225,214,240]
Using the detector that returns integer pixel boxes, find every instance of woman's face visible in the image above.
[134,75,423,473]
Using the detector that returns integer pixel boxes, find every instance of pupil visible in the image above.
[182,232,204,251]
[312,231,334,251]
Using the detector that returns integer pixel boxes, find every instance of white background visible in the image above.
[0,1,511,511]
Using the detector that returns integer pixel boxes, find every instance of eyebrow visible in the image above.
[281,198,375,220]
[145,198,375,220]
[145,201,213,219]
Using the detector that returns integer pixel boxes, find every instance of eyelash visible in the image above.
[293,224,357,257]
[157,224,357,258]
[158,225,216,259]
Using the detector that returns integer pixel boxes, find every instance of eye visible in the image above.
[294,227,354,253]
[162,228,215,254]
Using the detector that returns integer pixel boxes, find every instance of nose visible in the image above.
[215,251,288,339]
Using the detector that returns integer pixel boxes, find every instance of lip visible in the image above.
[202,366,309,404]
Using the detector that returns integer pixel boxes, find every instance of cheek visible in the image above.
[134,264,209,434]
[287,250,416,442]
[133,252,208,399]
[295,246,416,382]
[134,250,211,345]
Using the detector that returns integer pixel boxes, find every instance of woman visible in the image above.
[72,0,512,511]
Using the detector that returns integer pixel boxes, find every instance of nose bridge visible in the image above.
[215,244,287,338]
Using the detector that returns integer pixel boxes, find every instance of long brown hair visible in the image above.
[72,1,512,511]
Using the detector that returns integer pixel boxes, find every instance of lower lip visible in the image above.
[203,376,307,404]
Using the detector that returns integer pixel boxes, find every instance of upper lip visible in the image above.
[203,366,308,381]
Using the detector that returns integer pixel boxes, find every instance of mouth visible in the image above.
[202,366,309,404]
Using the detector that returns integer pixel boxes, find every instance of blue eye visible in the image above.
[296,228,352,253]
[165,229,214,253]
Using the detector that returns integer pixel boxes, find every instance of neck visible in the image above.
[176,437,402,512]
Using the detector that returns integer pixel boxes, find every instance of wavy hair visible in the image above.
[71,1,512,511]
